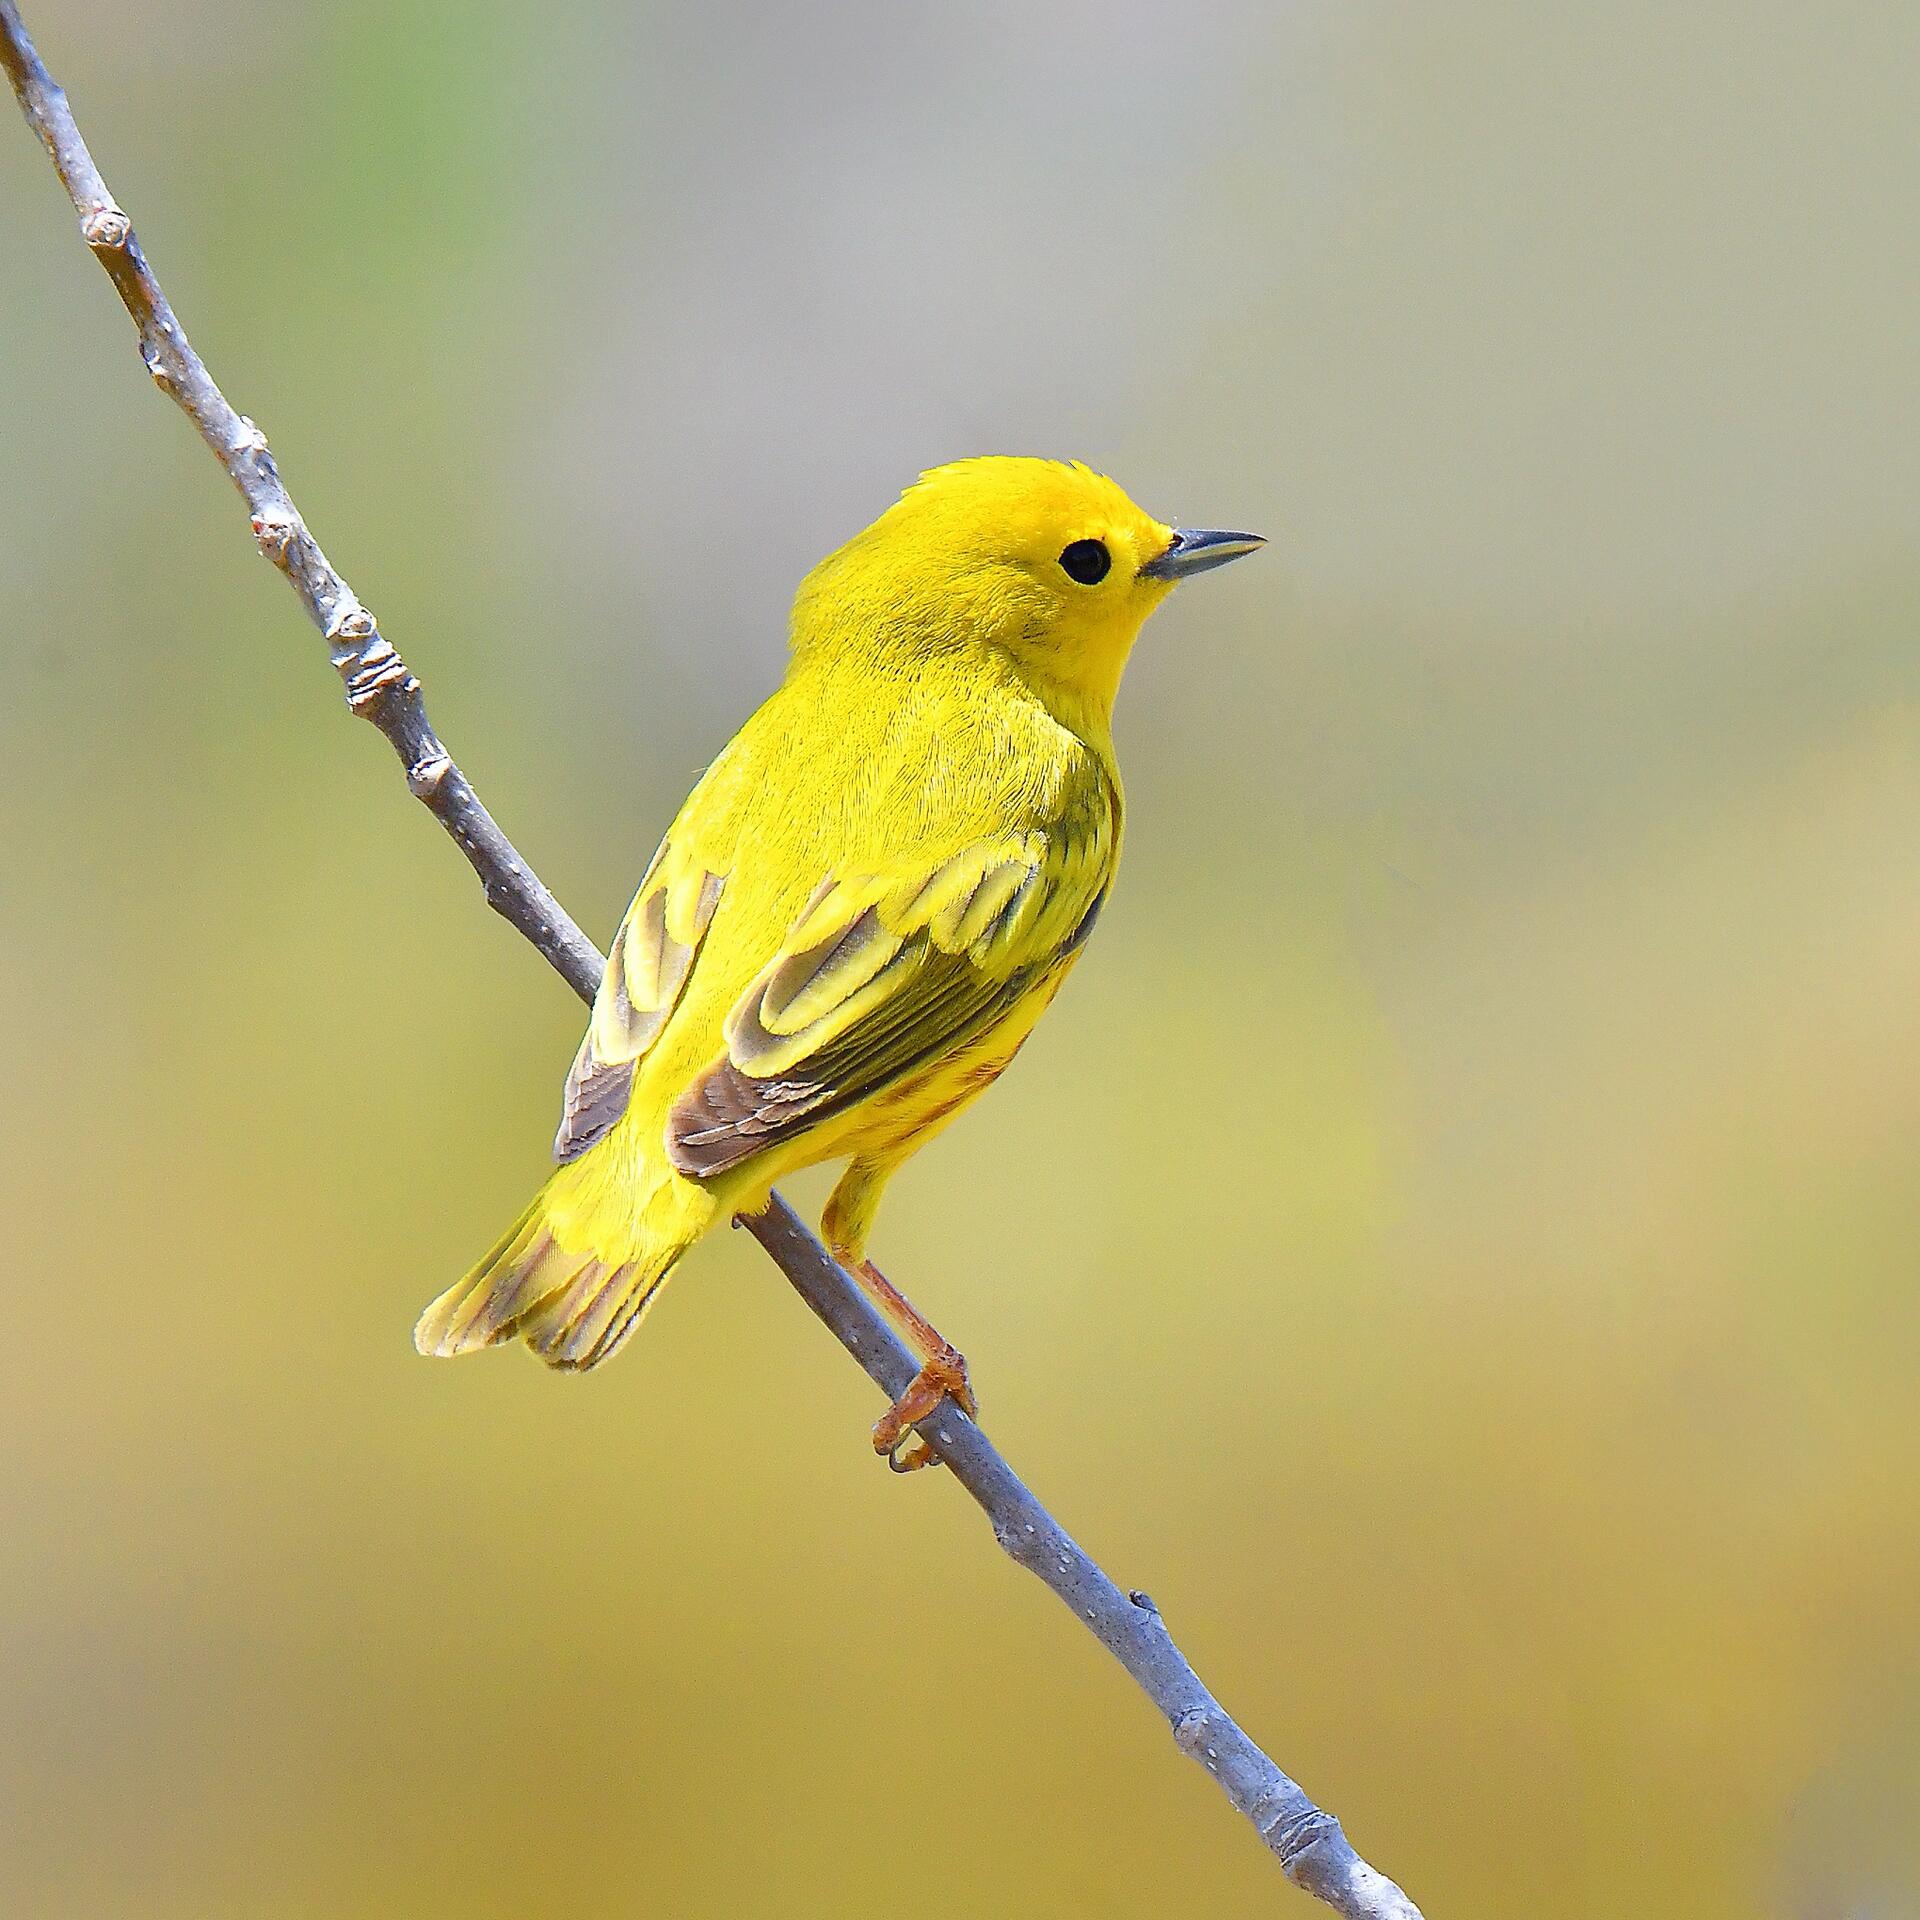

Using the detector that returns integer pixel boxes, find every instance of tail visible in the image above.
[415,1164,709,1373]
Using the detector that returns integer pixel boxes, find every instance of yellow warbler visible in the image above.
[416,457,1261,1462]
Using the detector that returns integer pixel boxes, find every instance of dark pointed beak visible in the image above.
[1139,526,1266,580]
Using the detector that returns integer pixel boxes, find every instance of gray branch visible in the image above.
[742,1200,1425,1918]
[0,2,599,1003]
[0,10,1423,1914]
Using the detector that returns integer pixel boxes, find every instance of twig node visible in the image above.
[407,752,453,798]
[81,204,129,250]
[326,604,378,644]
[250,509,297,559]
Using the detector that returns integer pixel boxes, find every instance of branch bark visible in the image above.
[1,10,1424,1915]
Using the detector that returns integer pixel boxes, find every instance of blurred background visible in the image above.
[2,3,1916,1914]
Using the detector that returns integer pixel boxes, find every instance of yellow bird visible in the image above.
[416,457,1261,1464]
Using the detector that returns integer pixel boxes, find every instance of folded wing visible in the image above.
[667,831,1104,1179]
[554,844,724,1162]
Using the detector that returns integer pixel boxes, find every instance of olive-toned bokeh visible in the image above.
[4,4,1916,1915]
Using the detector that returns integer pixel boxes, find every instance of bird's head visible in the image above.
[793,456,1263,730]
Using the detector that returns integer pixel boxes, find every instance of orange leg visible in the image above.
[853,1259,978,1472]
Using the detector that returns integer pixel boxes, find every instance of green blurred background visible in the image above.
[3,4,1916,1914]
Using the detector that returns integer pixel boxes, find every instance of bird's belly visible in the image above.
[827,962,1073,1167]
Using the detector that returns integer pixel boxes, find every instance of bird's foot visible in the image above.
[871,1340,976,1473]
[833,1253,978,1472]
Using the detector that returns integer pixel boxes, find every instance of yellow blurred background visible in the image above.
[3,4,1916,1915]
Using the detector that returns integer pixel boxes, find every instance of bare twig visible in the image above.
[1,9,1424,1914]
[742,1200,1426,1918]
[0,3,598,1002]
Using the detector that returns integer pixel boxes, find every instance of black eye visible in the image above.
[1058,538,1111,586]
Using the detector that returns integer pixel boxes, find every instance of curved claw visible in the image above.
[885,1431,943,1473]
[871,1345,975,1470]
[837,1255,977,1474]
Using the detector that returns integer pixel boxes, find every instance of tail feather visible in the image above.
[525,1255,670,1371]
[415,1184,692,1374]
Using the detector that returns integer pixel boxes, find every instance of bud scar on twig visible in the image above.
[80,202,128,248]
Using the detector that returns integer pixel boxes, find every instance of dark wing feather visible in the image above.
[555,855,723,1161]
[665,832,1104,1180]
